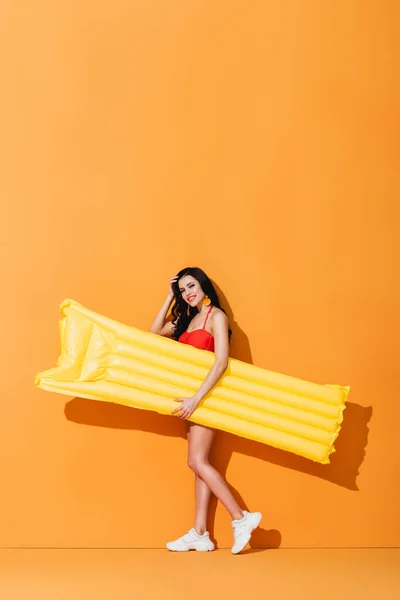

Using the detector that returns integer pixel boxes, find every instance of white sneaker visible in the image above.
[231,510,262,554]
[166,528,215,552]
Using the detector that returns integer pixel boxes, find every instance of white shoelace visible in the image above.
[183,528,205,541]
[183,529,195,541]
[232,520,246,539]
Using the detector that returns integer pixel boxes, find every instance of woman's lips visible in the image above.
[187,295,196,302]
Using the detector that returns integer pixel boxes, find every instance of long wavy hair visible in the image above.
[171,267,232,342]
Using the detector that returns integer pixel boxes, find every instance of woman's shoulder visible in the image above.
[210,306,228,323]
[210,305,224,315]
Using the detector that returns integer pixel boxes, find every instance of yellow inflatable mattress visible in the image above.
[35,299,349,464]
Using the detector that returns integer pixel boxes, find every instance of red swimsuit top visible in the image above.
[178,305,215,352]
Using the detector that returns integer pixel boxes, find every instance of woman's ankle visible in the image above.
[194,526,207,536]
[232,509,245,522]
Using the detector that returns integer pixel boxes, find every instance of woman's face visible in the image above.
[178,275,205,308]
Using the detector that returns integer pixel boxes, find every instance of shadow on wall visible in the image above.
[214,283,254,364]
[65,399,372,492]
[64,284,372,548]
[64,397,371,548]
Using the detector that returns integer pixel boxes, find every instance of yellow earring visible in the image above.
[203,295,211,307]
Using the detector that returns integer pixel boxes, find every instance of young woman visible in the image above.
[150,267,262,554]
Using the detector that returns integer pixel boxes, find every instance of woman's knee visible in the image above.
[188,455,206,474]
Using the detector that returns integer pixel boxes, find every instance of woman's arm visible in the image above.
[150,275,178,337]
[192,311,229,402]
[172,310,229,419]
[150,295,175,337]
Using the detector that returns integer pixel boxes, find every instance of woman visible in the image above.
[150,267,262,554]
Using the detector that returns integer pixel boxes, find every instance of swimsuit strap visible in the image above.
[202,305,213,329]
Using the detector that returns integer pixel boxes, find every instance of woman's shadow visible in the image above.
[64,287,372,550]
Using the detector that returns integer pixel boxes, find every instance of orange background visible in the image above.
[1,0,399,548]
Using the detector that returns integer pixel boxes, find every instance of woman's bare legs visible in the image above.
[187,422,243,534]
[194,474,212,535]
[187,425,213,534]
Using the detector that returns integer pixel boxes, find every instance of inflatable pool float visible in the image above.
[35,299,349,464]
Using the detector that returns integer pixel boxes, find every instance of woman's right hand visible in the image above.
[168,274,179,300]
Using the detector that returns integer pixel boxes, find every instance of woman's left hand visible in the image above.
[172,396,200,420]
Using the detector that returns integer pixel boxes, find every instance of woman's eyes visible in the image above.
[180,285,195,293]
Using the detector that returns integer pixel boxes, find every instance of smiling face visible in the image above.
[178,275,206,308]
